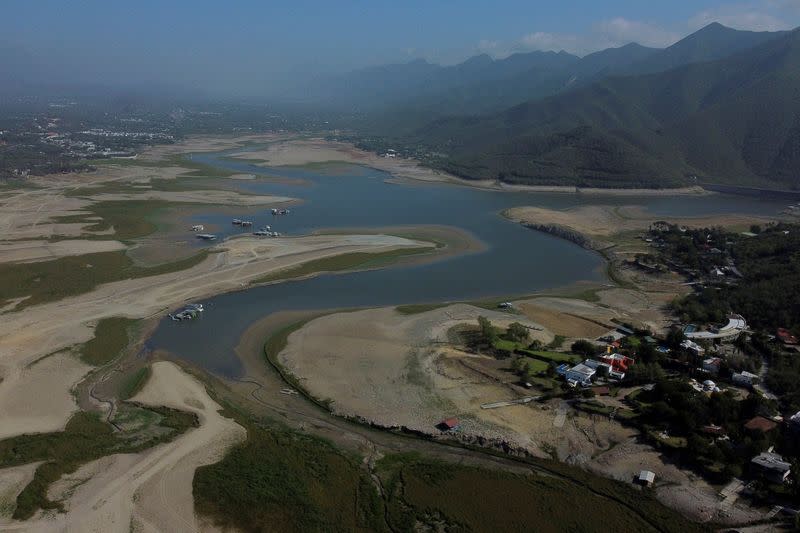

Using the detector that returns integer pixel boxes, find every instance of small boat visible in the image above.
[191,224,204,232]
[196,233,217,240]
[232,219,243,225]
[241,221,253,227]
[253,230,269,236]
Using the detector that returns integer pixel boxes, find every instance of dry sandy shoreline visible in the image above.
[227,136,713,197]
[503,204,779,240]
[0,133,774,530]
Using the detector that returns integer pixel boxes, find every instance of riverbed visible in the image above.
[150,150,788,376]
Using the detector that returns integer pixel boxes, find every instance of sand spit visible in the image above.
[90,189,294,206]
[0,233,430,442]
[279,304,551,433]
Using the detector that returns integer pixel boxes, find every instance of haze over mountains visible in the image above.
[306,23,800,190]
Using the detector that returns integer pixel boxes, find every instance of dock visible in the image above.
[480,396,540,409]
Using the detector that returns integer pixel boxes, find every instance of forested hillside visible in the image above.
[403,28,800,189]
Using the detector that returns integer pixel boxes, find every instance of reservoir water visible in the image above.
[150,151,788,376]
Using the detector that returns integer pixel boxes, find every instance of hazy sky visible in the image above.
[3,0,800,98]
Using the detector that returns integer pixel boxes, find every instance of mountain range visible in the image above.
[310,23,800,190]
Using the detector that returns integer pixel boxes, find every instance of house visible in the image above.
[751,452,792,484]
[702,357,722,375]
[732,371,759,387]
[438,418,460,431]
[582,359,613,376]
[681,339,705,356]
[777,328,799,346]
[555,363,570,376]
[637,470,656,487]
[565,363,596,386]
[616,325,635,336]
[744,416,778,433]
[601,353,634,372]
[702,424,726,436]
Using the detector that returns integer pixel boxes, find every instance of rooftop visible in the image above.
[638,470,656,483]
[751,452,791,473]
[744,416,778,433]
[567,363,596,378]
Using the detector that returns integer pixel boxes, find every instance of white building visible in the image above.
[685,314,747,341]
[732,371,759,387]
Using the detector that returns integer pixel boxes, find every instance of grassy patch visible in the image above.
[0,249,207,311]
[519,357,549,374]
[79,317,137,366]
[193,426,384,532]
[376,454,700,533]
[1,407,197,519]
[53,200,170,241]
[118,366,152,400]
[520,349,580,364]
[253,247,431,284]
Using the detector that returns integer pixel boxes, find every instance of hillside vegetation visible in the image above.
[323,23,798,190]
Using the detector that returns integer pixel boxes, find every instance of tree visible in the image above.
[519,361,534,382]
[571,339,596,357]
[528,339,543,350]
[477,316,497,344]
[665,328,685,350]
[510,357,523,373]
[507,322,529,343]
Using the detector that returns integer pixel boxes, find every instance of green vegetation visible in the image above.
[672,223,800,332]
[79,317,137,366]
[376,454,702,533]
[520,349,580,364]
[626,381,774,483]
[0,407,197,519]
[118,366,152,400]
[193,417,704,533]
[359,27,800,189]
[53,200,170,241]
[194,426,383,532]
[0,249,207,311]
[253,247,431,284]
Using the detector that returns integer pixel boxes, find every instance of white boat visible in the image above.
[196,233,217,240]
[232,219,243,225]
[191,224,204,232]
[241,221,253,227]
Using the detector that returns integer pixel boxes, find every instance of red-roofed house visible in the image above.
[438,418,460,431]
[744,416,778,433]
[600,353,634,372]
[777,328,798,346]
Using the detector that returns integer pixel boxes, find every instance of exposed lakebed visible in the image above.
[150,150,787,376]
